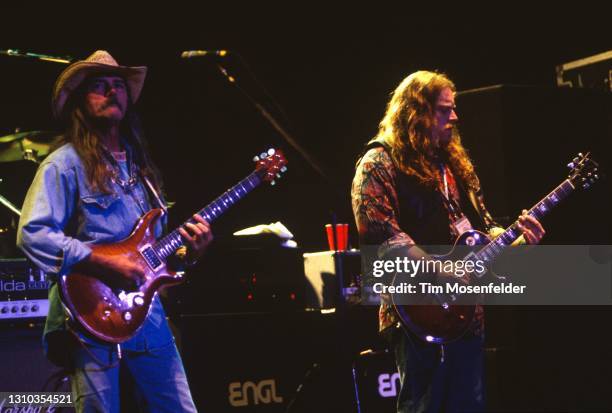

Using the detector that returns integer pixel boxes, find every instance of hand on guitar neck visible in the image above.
[516,209,546,244]
[177,214,213,264]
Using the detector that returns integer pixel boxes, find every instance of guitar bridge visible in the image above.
[140,245,163,270]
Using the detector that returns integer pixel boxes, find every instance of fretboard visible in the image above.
[153,171,263,260]
[474,179,575,266]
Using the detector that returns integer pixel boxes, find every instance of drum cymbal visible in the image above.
[0,131,62,162]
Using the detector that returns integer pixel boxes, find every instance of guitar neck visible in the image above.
[476,179,575,263]
[153,171,263,260]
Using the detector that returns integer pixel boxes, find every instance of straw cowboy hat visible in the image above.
[52,50,147,118]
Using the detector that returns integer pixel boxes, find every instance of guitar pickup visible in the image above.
[140,246,163,271]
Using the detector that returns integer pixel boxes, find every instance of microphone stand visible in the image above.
[205,55,359,411]
[0,192,21,217]
[213,58,329,183]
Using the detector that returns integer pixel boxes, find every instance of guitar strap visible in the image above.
[438,163,473,237]
[142,175,167,215]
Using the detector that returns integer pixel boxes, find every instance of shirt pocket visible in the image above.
[79,193,121,238]
[81,193,119,209]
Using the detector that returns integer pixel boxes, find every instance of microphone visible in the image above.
[180,50,228,59]
[0,49,73,64]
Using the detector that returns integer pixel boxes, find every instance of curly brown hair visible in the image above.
[374,70,479,190]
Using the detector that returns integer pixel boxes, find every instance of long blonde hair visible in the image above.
[374,70,479,190]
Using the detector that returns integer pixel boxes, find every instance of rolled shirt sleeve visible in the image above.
[17,160,92,276]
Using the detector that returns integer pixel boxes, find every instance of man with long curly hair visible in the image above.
[17,51,211,412]
[352,71,545,412]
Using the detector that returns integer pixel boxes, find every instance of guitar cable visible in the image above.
[67,326,122,372]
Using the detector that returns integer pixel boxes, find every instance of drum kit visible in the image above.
[0,130,62,256]
[0,49,70,256]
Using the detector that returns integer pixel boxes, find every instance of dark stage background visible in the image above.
[0,8,610,412]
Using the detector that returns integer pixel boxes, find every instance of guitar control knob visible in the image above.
[123,311,132,321]
[134,296,144,306]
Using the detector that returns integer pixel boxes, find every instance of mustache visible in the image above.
[103,98,123,110]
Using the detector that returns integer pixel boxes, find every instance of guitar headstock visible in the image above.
[253,148,288,185]
[567,152,599,190]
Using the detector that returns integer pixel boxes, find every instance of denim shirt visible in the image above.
[17,142,173,352]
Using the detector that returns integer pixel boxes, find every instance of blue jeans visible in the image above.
[70,339,197,413]
[386,327,484,413]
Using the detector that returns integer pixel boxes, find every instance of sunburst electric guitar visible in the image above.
[60,149,287,343]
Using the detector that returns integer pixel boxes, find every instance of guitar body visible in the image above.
[57,148,288,344]
[392,229,492,344]
[59,208,184,343]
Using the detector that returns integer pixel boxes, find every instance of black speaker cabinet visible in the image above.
[352,350,398,413]
[179,309,383,412]
[0,323,68,392]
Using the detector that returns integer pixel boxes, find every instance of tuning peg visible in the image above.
[594,174,599,180]
[276,173,282,179]
[578,152,583,157]
[567,163,575,169]
[267,148,276,156]
[280,166,287,173]
[270,180,276,186]
[260,152,267,159]
[253,155,260,162]
[584,183,591,189]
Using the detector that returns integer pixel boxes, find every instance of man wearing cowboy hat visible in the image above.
[17,50,210,412]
